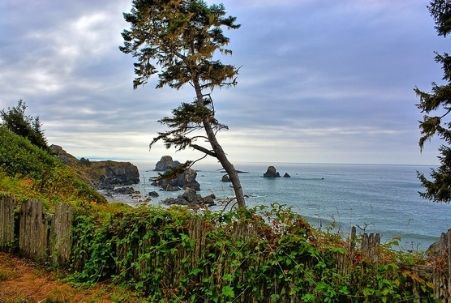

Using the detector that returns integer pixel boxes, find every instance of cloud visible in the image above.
[0,0,445,165]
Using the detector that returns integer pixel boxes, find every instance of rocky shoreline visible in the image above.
[49,151,300,208]
[102,163,299,208]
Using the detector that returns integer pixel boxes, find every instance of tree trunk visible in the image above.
[193,81,246,208]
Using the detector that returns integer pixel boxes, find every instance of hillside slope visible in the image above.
[0,127,106,209]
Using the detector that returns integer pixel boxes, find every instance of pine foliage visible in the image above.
[120,0,246,206]
[415,0,451,202]
[0,100,48,151]
[120,0,239,157]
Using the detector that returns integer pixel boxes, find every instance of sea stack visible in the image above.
[263,166,281,178]
[154,155,181,171]
[152,156,200,191]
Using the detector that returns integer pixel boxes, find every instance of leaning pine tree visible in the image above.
[120,0,246,207]
[415,0,451,202]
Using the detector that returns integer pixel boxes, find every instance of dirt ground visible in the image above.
[0,252,139,303]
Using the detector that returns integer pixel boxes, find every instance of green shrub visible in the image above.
[0,100,48,150]
[67,204,437,302]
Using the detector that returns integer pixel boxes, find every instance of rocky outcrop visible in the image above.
[50,145,140,189]
[263,166,280,178]
[283,173,291,178]
[152,156,200,191]
[152,168,200,191]
[89,161,140,189]
[148,191,159,198]
[113,186,135,195]
[162,188,216,207]
[221,174,231,182]
[155,155,181,171]
[50,145,79,166]
[183,169,199,189]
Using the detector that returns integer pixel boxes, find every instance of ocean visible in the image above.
[127,162,450,251]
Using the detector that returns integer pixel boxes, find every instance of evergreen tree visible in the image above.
[415,0,451,202]
[0,100,48,150]
[120,0,246,207]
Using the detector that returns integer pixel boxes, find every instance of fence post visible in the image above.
[50,203,73,266]
[361,232,380,262]
[431,229,451,302]
[18,200,50,262]
[0,195,15,250]
[448,230,451,302]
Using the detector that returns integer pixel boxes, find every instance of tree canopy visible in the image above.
[0,100,48,151]
[120,0,246,207]
[415,0,451,202]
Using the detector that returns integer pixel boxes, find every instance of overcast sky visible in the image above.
[0,0,448,165]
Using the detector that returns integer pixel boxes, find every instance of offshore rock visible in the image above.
[91,161,140,189]
[154,168,200,191]
[154,155,181,171]
[113,186,135,195]
[182,188,200,203]
[163,188,216,207]
[283,173,291,178]
[148,191,159,198]
[263,166,280,178]
[221,174,231,182]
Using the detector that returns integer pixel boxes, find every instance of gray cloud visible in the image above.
[0,0,447,164]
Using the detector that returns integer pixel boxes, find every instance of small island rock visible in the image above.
[221,174,231,182]
[148,191,159,198]
[113,186,135,195]
[263,166,281,178]
[154,155,181,171]
[162,188,215,207]
[153,168,200,191]
[283,173,291,178]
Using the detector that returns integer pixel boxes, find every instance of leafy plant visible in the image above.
[65,204,437,302]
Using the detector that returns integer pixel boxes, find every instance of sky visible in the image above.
[0,0,448,165]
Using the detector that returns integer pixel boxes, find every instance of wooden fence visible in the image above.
[0,196,73,266]
[431,229,451,302]
[0,195,450,301]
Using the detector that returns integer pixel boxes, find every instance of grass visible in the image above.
[0,127,105,211]
[0,252,140,303]
[0,269,16,282]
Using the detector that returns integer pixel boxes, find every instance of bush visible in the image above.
[1,100,48,150]
[68,204,437,302]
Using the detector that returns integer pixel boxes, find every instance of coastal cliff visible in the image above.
[50,145,139,189]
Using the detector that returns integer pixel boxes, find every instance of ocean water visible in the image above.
[129,162,450,251]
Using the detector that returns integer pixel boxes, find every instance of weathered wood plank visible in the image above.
[0,196,15,250]
[430,229,451,302]
[50,203,73,266]
[360,232,380,261]
[18,200,49,262]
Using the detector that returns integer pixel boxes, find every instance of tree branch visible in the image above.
[190,144,217,158]
[440,107,451,119]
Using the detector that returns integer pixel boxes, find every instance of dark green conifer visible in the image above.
[0,100,48,151]
[120,0,245,207]
[415,0,451,202]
